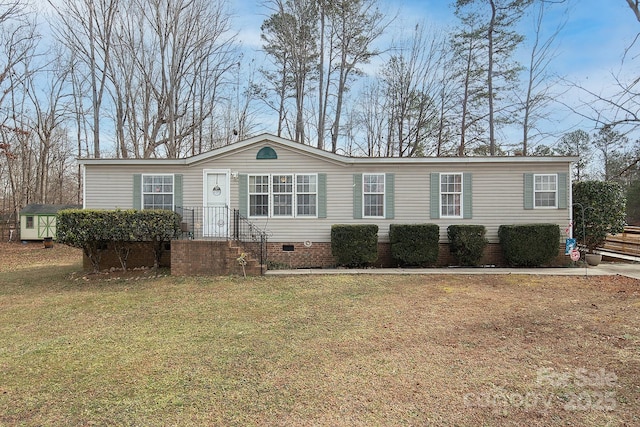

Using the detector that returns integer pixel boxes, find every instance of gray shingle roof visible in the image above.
[20,204,82,215]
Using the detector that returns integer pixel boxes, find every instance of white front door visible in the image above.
[203,171,229,237]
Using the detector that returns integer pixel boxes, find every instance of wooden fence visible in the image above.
[601,226,640,260]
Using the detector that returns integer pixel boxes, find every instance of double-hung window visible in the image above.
[296,175,317,216]
[440,173,462,218]
[249,175,270,216]
[248,174,317,218]
[272,175,293,216]
[363,173,385,217]
[534,174,557,208]
[142,175,174,210]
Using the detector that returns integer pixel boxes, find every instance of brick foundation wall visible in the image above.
[266,242,334,269]
[84,240,570,274]
[266,241,568,269]
[171,240,261,276]
[82,241,171,271]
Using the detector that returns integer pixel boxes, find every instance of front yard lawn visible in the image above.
[0,242,638,426]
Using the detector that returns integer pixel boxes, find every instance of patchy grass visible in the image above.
[0,242,639,426]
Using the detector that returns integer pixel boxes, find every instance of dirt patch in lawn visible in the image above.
[0,241,82,273]
[0,242,639,426]
[0,241,166,281]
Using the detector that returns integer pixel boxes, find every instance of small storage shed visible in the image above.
[19,204,81,241]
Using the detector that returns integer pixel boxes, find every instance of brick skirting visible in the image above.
[82,241,171,271]
[85,240,570,274]
[266,241,568,269]
[171,240,262,276]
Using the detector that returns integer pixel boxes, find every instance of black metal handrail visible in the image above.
[233,209,269,274]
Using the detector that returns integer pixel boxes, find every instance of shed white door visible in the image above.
[204,172,229,237]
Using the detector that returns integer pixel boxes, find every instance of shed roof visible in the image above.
[20,204,82,215]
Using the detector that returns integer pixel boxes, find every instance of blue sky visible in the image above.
[230,0,640,148]
[37,0,640,153]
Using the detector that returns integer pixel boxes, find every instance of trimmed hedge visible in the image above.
[573,180,626,251]
[447,224,488,266]
[389,224,439,267]
[57,209,181,272]
[331,224,378,267]
[498,224,560,267]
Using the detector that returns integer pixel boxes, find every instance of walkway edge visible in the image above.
[265,263,640,280]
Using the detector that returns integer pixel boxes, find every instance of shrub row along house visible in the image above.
[79,134,576,273]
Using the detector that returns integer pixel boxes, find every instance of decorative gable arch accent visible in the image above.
[257,146,277,160]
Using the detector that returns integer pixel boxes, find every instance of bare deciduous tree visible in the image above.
[519,0,565,155]
[49,0,119,159]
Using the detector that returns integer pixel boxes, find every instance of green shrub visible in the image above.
[498,224,560,267]
[447,225,488,266]
[133,210,182,269]
[57,209,111,272]
[389,224,439,267]
[573,180,626,251]
[57,209,181,272]
[331,224,378,267]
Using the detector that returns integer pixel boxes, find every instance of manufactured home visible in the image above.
[79,133,576,272]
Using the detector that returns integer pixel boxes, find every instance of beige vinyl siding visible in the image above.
[83,165,196,209]
[83,142,572,244]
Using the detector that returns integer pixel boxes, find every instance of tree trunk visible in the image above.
[487,0,496,156]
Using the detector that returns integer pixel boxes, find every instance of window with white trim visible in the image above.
[249,175,269,216]
[363,173,385,217]
[142,174,174,210]
[248,174,317,218]
[296,175,317,216]
[534,174,557,208]
[440,173,462,218]
[272,174,293,216]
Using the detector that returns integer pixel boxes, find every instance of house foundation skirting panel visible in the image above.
[85,241,569,274]
[82,241,172,271]
[266,242,568,269]
[171,240,262,276]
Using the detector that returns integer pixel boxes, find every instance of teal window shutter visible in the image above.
[430,173,440,219]
[318,173,327,218]
[133,174,142,209]
[557,172,567,209]
[463,173,472,219]
[523,173,534,210]
[174,174,183,209]
[239,174,248,217]
[353,173,362,219]
[385,173,395,219]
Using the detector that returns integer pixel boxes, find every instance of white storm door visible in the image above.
[203,171,230,237]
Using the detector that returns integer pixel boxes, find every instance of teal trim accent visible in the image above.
[557,172,567,209]
[256,146,277,159]
[463,173,472,219]
[385,173,395,219]
[239,174,248,216]
[430,173,440,219]
[318,173,327,218]
[38,215,56,238]
[523,173,534,210]
[353,174,362,219]
[133,174,142,209]
[174,174,183,209]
